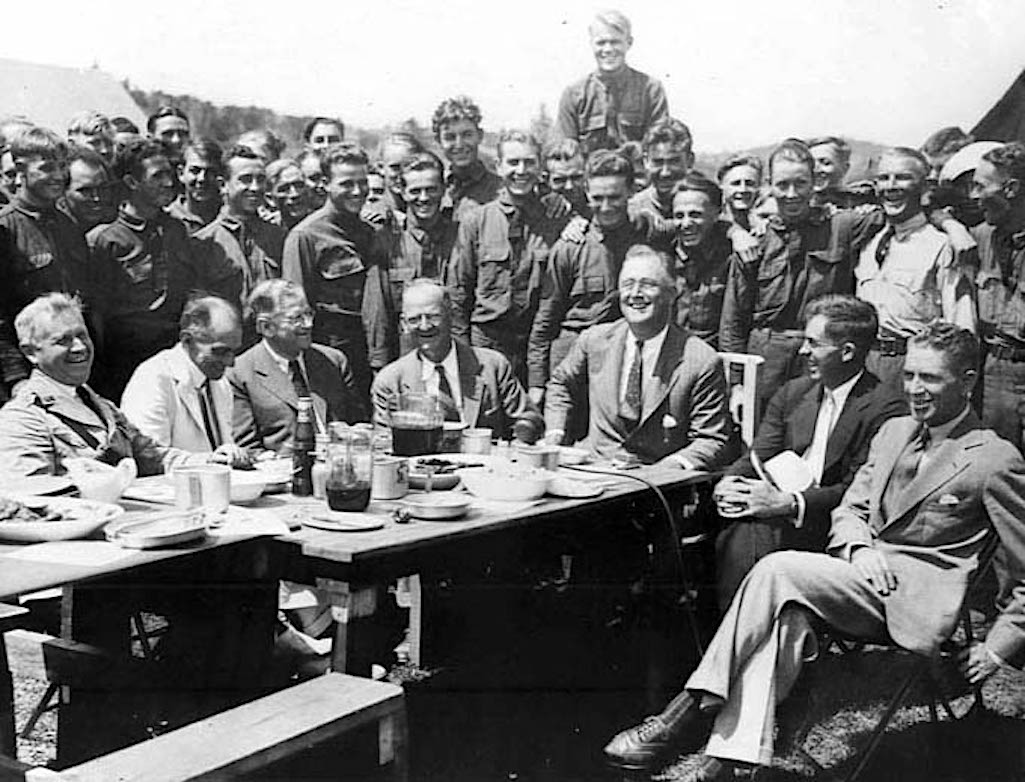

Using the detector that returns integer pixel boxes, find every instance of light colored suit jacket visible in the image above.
[545,319,735,468]
[371,339,542,440]
[829,413,1025,665]
[0,370,200,478]
[228,341,366,453]
[120,344,234,453]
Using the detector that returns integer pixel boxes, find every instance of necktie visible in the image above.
[289,359,310,399]
[875,224,896,267]
[883,424,931,516]
[434,364,461,422]
[197,381,222,450]
[620,340,644,425]
[803,389,837,484]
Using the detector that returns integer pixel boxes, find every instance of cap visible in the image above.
[939,141,1003,184]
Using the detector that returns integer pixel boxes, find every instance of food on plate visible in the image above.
[0,496,65,523]
[410,457,480,475]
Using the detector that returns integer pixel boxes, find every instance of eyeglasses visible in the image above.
[276,310,314,327]
[618,278,662,293]
[402,313,444,328]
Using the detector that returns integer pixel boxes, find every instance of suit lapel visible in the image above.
[302,349,330,428]
[594,322,628,425]
[168,345,206,434]
[822,373,877,470]
[789,382,822,456]
[455,342,484,426]
[254,343,298,410]
[638,324,688,428]
[872,417,919,527]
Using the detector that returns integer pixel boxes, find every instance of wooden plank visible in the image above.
[59,673,404,782]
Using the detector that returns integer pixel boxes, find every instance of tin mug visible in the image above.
[371,456,409,500]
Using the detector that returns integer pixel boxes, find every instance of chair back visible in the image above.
[718,352,764,447]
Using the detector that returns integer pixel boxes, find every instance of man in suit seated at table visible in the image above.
[121,295,251,467]
[604,322,1025,780]
[228,279,367,454]
[0,292,209,477]
[544,244,734,469]
[714,295,906,606]
[371,278,544,442]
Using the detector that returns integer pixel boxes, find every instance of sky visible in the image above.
[4,0,1025,152]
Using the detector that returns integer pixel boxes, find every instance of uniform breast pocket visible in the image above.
[317,250,364,281]
[570,274,609,306]
[478,245,511,294]
[617,111,644,141]
[806,249,846,292]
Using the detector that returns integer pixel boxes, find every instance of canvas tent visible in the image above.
[0,58,146,134]
[973,66,1025,143]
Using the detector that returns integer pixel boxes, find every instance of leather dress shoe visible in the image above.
[604,694,708,770]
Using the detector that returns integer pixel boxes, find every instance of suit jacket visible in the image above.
[545,319,735,468]
[829,413,1025,664]
[371,339,542,440]
[228,341,366,453]
[0,370,200,478]
[120,344,234,453]
[730,372,907,545]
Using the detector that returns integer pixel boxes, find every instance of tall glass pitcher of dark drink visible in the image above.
[389,392,443,456]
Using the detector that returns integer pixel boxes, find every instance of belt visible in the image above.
[987,337,1025,363]
[873,335,907,357]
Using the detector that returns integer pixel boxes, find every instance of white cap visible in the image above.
[939,141,1004,183]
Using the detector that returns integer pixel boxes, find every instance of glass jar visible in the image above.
[325,423,373,512]
[388,392,443,456]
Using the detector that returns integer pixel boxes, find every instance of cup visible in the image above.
[515,443,560,471]
[461,427,493,455]
[440,421,467,453]
[371,456,409,500]
[173,464,230,513]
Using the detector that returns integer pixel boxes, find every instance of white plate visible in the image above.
[546,477,603,499]
[303,515,385,533]
[106,510,208,549]
[0,495,125,543]
[18,475,76,496]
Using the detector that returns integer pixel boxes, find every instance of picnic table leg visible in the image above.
[318,578,390,676]
[0,633,15,757]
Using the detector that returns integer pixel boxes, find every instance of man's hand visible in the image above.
[560,215,588,244]
[543,429,565,446]
[544,193,572,220]
[958,643,1001,685]
[851,547,897,595]
[361,203,390,228]
[512,417,543,445]
[210,444,254,470]
[528,386,545,406]
[713,475,795,520]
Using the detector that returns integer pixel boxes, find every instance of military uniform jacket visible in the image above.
[672,224,733,348]
[192,208,285,310]
[973,221,1025,344]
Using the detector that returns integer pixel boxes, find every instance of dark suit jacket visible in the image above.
[716,371,906,606]
[829,413,1025,663]
[545,319,735,468]
[370,339,542,440]
[228,341,367,453]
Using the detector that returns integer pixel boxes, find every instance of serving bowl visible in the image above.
[230,471,267,504]
[0,494,125,543]
[456,467,549,502]
[400,494,470,520]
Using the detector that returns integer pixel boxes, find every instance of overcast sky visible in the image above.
[5,0,1024,151]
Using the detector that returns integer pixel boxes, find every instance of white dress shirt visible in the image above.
[419,344,463,420]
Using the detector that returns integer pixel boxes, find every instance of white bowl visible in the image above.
[456,467,549,502]
[230,471,267,504]
[0,495,125,543]
[401,495,470,520]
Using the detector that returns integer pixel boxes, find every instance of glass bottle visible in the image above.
[292,397,315,496]
[311,433,330,500]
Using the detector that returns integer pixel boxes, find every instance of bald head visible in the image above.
[402,279,453,362]
[179,296,242,380]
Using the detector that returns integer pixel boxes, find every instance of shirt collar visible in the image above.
[448,159,488,187]
[262,340,304,376]
[926,405,970,444]
[118,206,152,232]
[173,342,208,389]
[890,211,928,241]
[823,370,863,412]
[768,205,828,232]
[419,342,458,379]
[627,324,670,355]
[496,188,542,220]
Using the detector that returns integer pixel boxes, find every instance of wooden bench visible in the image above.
[0,603,30,758]
[26,671,407,782]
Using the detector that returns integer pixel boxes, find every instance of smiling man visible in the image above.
[449,130,568,384]
[855,147,976,389]
[229,279,365,453]
[167,139,224,235]
[147,106,191,168]
[303,117,345,152]
[545,245,734,468]
[58,147,117,233]
[191,145,286,342]
[0,293,208,478]
[605,322,1025,780]
[371,278,542,439]
[88,138,199,400]
[120,296,250,466]
[628,118,694,254]
[557,9,669,156]
[713,295,905,605]
[432,96,501,222]
[528,150,646,410]
[717,155,764,235]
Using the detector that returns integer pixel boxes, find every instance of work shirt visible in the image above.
[974,222,1025,344]
[448,189,568,341]
[386,211,459,308]
[628,185,676,254]
[672,224,733,347]
[719,208,883,353]
[855,212,975,338]
[191,208,285,310]
[557,66,669,156]
[87,208,197,350]
[0,195,92,386]
[527,218,644,387]
[167,197,216,236]
[282,200,395,370]
[442,160,501,223]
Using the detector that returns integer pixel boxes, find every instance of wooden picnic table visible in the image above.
[273,462,718,677]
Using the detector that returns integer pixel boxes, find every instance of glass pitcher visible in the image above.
[388,392,443,456]
[325,422,373,511]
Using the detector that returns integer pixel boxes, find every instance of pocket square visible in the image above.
[937,494,960,506]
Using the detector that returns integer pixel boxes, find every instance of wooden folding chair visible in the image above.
[790,535,1000,782]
